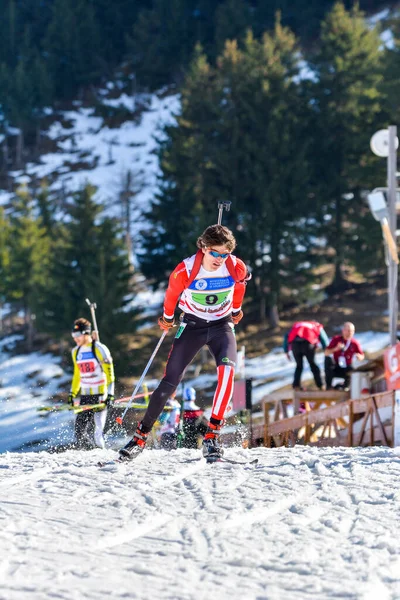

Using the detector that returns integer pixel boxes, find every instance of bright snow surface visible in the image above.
[0,331,397,600]
[1,445,400,600]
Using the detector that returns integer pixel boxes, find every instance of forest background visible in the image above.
[0,0,399,377]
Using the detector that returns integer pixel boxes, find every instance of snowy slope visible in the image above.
[0,445,400,600]
[6,93,180,241]
[0,337,74,453]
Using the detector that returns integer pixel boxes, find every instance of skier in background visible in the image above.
[283,320,329,390]
[119,224,250,461]
[69,318,115,449]
[182,386,205,449]
[156,393,182,450]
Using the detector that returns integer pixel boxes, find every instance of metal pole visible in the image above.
[388,126,398,346]
[115,330,167,425]
[85,298,100,342]
[217,201,231,225]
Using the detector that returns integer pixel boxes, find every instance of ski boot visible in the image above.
[119,423,149,461]
[202,420,224,463]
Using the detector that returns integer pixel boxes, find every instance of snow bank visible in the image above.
[0,446,399,599]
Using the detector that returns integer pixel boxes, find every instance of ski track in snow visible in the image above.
[0,447,399,599]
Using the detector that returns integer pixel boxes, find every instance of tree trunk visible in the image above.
[269,227,281,328]
[332,195,346,289]
[259,293,266,325]
[35,124,41,158]
[25,305,35,352]
[269,297,280,329]
[125,171,134,270]
[2,136,9,173]
[16,129,24,170]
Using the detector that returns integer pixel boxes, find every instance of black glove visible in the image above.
[106,394,114,406]
[68,393,75,407]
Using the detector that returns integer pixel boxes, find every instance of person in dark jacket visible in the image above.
[283,321,329,390]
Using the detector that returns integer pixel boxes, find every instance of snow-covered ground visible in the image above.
[0,337,73,453]
[1,445,400,600]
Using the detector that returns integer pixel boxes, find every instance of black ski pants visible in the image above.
[325,356,351,389]
[74,394,102,449]
[141,314,237,432]
[75,411,95,449]
[291,338,323,389]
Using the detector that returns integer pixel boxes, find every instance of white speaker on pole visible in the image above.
[370,129,399,157]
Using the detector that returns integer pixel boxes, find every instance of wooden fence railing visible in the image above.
[262,390,394,448]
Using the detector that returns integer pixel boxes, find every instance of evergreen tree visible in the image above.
[92,0,148,64]
[7,185,52,347]
[0,0,18,67]
[0,28,52,158]
[44,0,102,98]
[214,26,315,323]
[381,14,400,124]
[140,23,316,324]
[41,185,137,356]
[0,207,11,306]
[128,0,194,89]
[35,180,55,234]
[139,44,221,283]
[310,2,385,288]
[214,0,252,54]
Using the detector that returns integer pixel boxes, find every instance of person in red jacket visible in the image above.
[119,224,250,461]
[325,322,364,390]
[283,321,329,390]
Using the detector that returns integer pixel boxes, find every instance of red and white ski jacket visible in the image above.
[163,253,247,322]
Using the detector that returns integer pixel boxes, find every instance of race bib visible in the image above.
[78,361,96,374]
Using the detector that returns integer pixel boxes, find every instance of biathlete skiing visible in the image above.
[119,223,250,462]
[69,318,115,449]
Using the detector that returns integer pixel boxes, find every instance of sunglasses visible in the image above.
[71,331,89,338]
[209,249,230,259]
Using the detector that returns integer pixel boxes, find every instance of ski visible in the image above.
[97,450,144,467]
[98,453,258,468]
[97,457,132,467]
[182,456,259,466]
[206,457,259,466]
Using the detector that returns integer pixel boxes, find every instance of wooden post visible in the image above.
[372,397,389,446]
[370,398,374,446]
[264,401,270,448]
[348,400,354,447]
[358,404,371,446]
[294,390,300,415]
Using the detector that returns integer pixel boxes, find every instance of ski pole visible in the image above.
[217,201,231,225]
[116,330,167,425]
[114,401,154,410]
[85,298,100,341]
[113,391,152,404]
